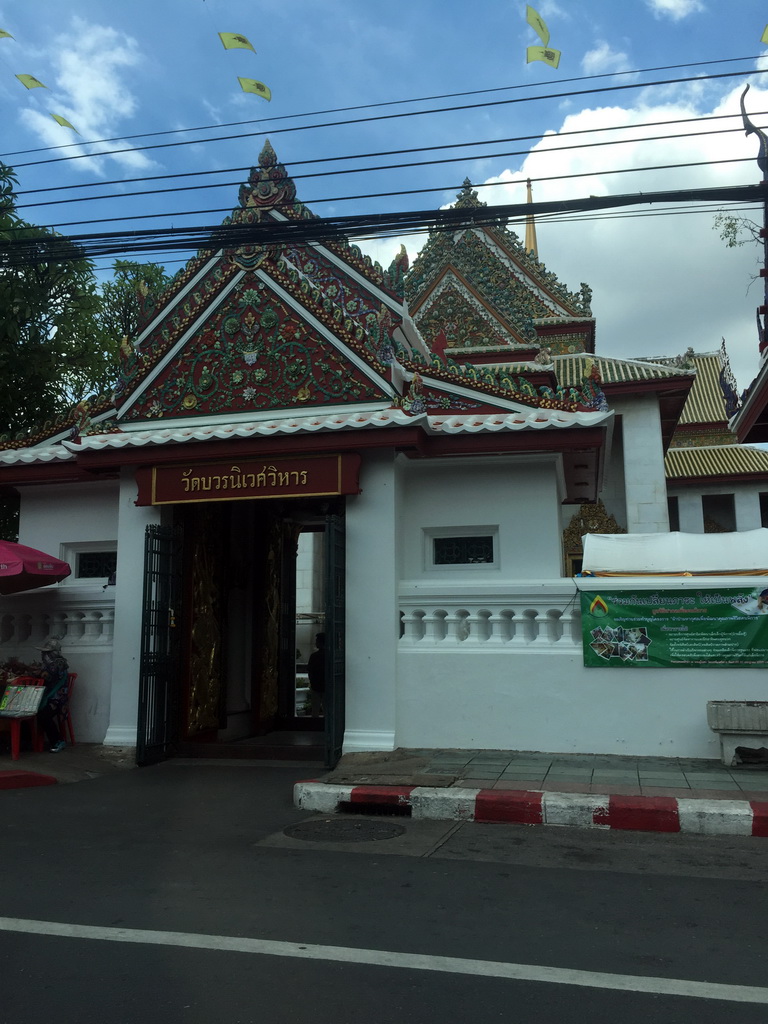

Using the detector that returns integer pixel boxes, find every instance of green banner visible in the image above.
[581,588,768,667]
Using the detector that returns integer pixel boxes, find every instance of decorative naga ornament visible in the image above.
[740,85,768,358]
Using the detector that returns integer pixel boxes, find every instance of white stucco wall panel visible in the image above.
[17,480,119,558]
[399,455,564,580]
[105,469,162,745]
[343,451,399,753]
[395,649,767,758]
[668,482,765,535]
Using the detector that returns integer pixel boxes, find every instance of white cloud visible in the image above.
[581,43,634,78]
[486,86,767,390]
[645,0,705,21]
[361,78,768,393]
[16,18,152,174]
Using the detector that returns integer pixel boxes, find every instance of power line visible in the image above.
[2,182,765,267]
[24,155,763,234]
[14,111,768,213]
[8,66,768,171]
[75,199,761,276]
[2,53,761,160]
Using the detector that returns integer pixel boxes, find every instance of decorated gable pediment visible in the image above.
[405,179,595,358]
[120,272,392,422]
[113,141,415,425]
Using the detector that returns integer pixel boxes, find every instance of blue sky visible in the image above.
[2,0,768,391]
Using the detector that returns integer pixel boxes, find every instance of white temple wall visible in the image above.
[396,649,767,758]
[396,579,768,758]
[397,453,564,580]
[16,480,119,565]
[668,481,765,534]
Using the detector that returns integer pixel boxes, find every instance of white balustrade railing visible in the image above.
[399,581,582,648]
[0,587,116,650]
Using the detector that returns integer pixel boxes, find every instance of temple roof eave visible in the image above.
[0,404,613,473]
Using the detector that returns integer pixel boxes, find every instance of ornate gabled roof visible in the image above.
[0,148,613,471]
[405,179,594,354]
[639,343,768,481]
[643,344,739,433]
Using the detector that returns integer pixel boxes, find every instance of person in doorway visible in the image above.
[307,632,326,718]
[36,637,69,752]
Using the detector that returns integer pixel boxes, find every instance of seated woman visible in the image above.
[36,637,69,753]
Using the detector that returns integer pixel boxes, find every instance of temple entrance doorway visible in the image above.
[139,498,344,765]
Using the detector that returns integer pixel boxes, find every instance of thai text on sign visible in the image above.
[581,588,768,667]
[137,454,361,505]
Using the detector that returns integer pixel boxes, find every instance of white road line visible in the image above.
[0,916,765,1005]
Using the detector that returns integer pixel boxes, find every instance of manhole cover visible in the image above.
[284,818,407,843]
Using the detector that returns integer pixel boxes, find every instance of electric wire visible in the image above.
[13,107,768,207]
[2,53,761,160]
[2,181,764,267]
[76,198,760,275]
[14,112,768,214]
[21,154,762,234]
[8,65,768,170]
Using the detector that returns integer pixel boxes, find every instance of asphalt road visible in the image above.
[0,762,766,1024]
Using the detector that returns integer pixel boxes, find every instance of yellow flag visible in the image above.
[51,113,78,132]
[526,46,561,69]
[526,6,550,46]
[16,73,46,89]
[219,32,256,53]
[762,24,768,44]
[238,77,271,101]
[0,29,13,39]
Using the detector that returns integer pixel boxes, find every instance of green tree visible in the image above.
[713,211,762,250]
[0,163,112,437]
[97,259,170,346]
[0,164,170,538]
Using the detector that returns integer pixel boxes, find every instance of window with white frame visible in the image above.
[61,541,117,584]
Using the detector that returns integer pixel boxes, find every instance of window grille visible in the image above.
[433,535,494,565]
[77,551,118,579]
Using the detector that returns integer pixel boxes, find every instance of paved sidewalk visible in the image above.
[295,749,768,838]
[414,750,768,800]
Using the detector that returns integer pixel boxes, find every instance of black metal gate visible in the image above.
[324,513,345,768]
[137,524,183,766]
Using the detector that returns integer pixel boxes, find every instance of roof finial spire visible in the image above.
[525,178,538,257]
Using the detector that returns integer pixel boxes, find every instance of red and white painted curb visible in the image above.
[294,782,768,838]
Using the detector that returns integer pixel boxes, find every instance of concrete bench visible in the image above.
[707,701,768,766]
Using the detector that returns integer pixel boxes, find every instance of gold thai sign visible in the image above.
[136,454,361,505]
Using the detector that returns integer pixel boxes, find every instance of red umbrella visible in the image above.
[0,540,71,595]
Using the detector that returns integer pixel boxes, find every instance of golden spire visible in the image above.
[525,178,538,257]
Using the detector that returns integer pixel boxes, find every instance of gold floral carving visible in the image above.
[259,518,282,722]
[562,500,626,574]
